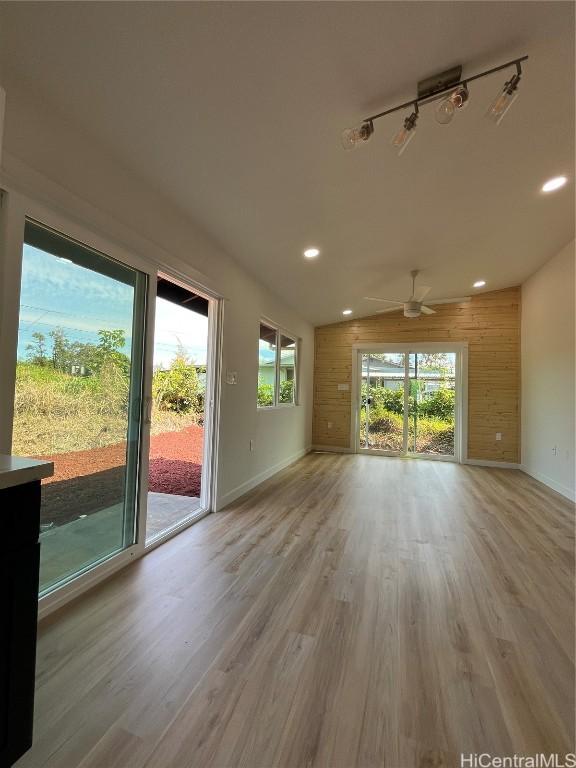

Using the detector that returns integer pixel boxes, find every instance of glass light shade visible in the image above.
[391,125,416,156]
[341,124,371,150]
[435,87,469,125]
[435,98,455,125]
[487,88,519,124]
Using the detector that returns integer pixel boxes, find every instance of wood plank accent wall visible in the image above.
[313,287,521,462]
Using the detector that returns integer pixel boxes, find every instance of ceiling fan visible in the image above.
[364,270,470,318]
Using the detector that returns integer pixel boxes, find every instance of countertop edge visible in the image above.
[0,456,55,491]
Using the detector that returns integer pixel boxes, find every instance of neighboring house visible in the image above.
[361,355,455,393]
[258,346,295,386]
[258,359,295,386]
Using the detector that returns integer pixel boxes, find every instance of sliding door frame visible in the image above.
[142,269,222,553]
[0,185,223,617]
[358,351,406,457]
[351,342,468,463]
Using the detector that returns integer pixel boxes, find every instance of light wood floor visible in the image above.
[17,454,575,768]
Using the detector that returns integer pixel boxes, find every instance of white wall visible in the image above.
[521,240,575,501]
[0,79,313,510]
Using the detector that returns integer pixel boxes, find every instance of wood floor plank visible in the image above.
[15,453,575,768]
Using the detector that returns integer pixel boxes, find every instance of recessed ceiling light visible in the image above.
[473,280,486,288]
[342,309,353,315]
[304,247,320,259]
[542,176,567,193]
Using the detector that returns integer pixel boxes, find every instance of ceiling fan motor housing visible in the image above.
[404,301,422,318]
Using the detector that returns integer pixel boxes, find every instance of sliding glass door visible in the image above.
[358,347,460,460]
[360,352,405,453]
[407,352,456,457]
[0,195,219,605]
[12,221,147,594]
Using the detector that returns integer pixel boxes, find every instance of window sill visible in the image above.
[257,404,299,411]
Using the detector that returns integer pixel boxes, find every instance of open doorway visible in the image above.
[145,275,211,544]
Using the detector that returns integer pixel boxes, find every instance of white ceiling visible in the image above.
[0,2,574,325]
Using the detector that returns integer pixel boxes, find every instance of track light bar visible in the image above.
[366,56,527,123]
[342,55,527,152]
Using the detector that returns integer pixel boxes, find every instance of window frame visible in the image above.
[257,319,298,409]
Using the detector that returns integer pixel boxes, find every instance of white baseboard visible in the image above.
[216,446,311,510]
[520,465,576,502]
[311,444,354,454]
[463,458,521,469]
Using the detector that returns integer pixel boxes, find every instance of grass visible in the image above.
[13,363,200,456]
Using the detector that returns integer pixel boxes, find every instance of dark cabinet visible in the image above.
[0,480,42,768]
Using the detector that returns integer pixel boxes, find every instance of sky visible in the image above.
[18,244,208,367]
[153,298,208,368]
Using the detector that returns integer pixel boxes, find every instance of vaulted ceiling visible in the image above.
[0,1,574,324]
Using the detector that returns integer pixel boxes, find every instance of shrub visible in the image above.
[279,379,294,404]
[376,387,404,415]
[153,354,200,413]
[363,384,455,420]
[412,416,454,453]
[98,359,130,416]
[360,406,403,432]
[258,381,274,407]
[361,383,404,415]
[419,388,455,421]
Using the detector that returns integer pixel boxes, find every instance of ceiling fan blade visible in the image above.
[375,306,402,314]
[425,296,471,306]
[420,305,436,315]
[411,285,431,302]
[364,296,405,304]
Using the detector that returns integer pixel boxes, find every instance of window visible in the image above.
[279,334,296,404]
[258,322,277,406]
[257,322,297,407]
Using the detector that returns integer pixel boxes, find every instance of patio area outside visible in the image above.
[35,422,204,590]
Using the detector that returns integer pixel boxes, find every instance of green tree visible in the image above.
[49,327,71,371]
[26,332,48,366]
[98,329,126,356]
[84,329,130,374]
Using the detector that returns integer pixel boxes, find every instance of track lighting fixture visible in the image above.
[435,85,469,125]
[487,63,522,124]
[341,55,527,156]
[341,121,374,150]
[391,105,419,155]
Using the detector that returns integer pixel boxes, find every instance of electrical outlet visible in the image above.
[495,432,502,441]
[226,371,238,385]
[552,446,557,456]
[327,421,333,430]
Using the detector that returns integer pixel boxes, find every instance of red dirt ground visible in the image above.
[38,424,204,498]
